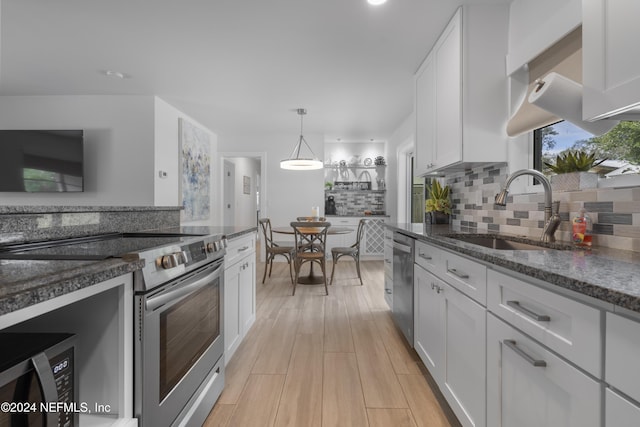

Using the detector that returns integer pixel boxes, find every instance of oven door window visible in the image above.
[158,279,220,402]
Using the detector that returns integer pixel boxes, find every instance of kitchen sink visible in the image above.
[444,234,571,251]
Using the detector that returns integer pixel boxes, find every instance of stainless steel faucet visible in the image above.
[495,169,561,242]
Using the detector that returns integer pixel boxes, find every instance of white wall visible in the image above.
[154,97,219,225]
[386,112,415,224]
[0,95,156,205]
[217,131,324,229]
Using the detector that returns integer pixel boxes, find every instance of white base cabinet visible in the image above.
[414,262,486,427]
[326,217,386,260]
[487,313,601,427]
[606,388,640,427]
[224,232,256,363]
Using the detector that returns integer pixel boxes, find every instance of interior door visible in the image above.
[223,160,235,227]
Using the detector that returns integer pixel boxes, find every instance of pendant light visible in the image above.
[280,108,323,170]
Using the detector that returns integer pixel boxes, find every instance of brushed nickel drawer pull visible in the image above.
[507,300,551,322]
[504,339,547,367]
[447,268,469,279]
[418,253,433,260]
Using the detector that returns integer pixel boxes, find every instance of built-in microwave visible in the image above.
[0,333,77,427]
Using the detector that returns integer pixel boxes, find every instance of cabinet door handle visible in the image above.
[506,300,551,322]
[418,252,432,261]
[447,268,469,279]
[238,246,250,252]
[503,339,547,367]
[385,289,392,294]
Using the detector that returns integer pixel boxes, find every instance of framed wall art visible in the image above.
[243,176,250,194]
[179,118,211,221]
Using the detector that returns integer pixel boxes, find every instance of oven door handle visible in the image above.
[146,264,223,311]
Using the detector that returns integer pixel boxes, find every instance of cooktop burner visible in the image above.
[0,232,207,261]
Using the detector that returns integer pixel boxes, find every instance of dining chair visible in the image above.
[258,218,295,285]
[296,216,327,221]
[329,218,368,286]
[290,221,331,295]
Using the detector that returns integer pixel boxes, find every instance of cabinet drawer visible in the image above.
[442,250,487,305]
[487,314,601,427]
[606,388,640,427]
[606,312,640,403]
[414,240,441,273]
[225,232,256,267]
[488,269,602,377]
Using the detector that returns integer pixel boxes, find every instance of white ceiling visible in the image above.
[0,0,512,141]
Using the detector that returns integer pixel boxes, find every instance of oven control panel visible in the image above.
[137,234,226,291]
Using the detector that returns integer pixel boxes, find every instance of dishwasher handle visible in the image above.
[392,241,412,254]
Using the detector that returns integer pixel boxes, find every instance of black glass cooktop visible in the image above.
[0,232,204,260]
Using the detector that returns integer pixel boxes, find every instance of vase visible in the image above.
[550,172,598,192]
[426,211,450,225]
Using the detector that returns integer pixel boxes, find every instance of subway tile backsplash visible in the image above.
[446,163,640,252]
[324,190,386,216]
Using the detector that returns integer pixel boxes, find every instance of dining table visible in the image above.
[272,225,353,284]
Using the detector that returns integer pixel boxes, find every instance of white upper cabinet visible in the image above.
[414,5,509,175]
[583,0,640,120]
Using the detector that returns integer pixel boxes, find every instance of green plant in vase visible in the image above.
[543,150,606,191]
[425,179,451,224]
[543,150,606,173]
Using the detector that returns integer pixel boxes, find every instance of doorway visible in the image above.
[220,153,267,229]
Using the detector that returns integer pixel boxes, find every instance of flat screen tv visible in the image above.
[0,130,84,192]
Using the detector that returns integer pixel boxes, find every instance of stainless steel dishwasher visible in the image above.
[392,231,414,346]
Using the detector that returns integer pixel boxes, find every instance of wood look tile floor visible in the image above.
[204,256,459,427]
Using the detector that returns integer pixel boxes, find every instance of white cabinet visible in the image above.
[3,275,136,427]
[414,262,486,427]
[583,0,640,121]
[362,217,386,258]
[606,388,640,427]
[488,269,602,377]
[415,50,437,175]
[414,5,508,174]
[224,232,256,363]
[325,217,358,259]
[414,265,443,375]
[326,217,386,260]
[487,313,601,427]
[605,312,640,404]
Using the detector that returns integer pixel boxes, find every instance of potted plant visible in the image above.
[544,150,606,191]
[425,179,451,224]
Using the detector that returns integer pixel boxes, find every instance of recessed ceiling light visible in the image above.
[367,0,387,5]
[103,70,127,79]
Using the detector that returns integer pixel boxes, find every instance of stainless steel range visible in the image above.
[0,230,228,427]
[131,232,226,427]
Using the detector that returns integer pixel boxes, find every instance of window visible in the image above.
[533,120,640,178]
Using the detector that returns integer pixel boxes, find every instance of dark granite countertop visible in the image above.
[0,224,258,318]
[156,225,258,240]
[0,258,144,317]
[386,223,640,313]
